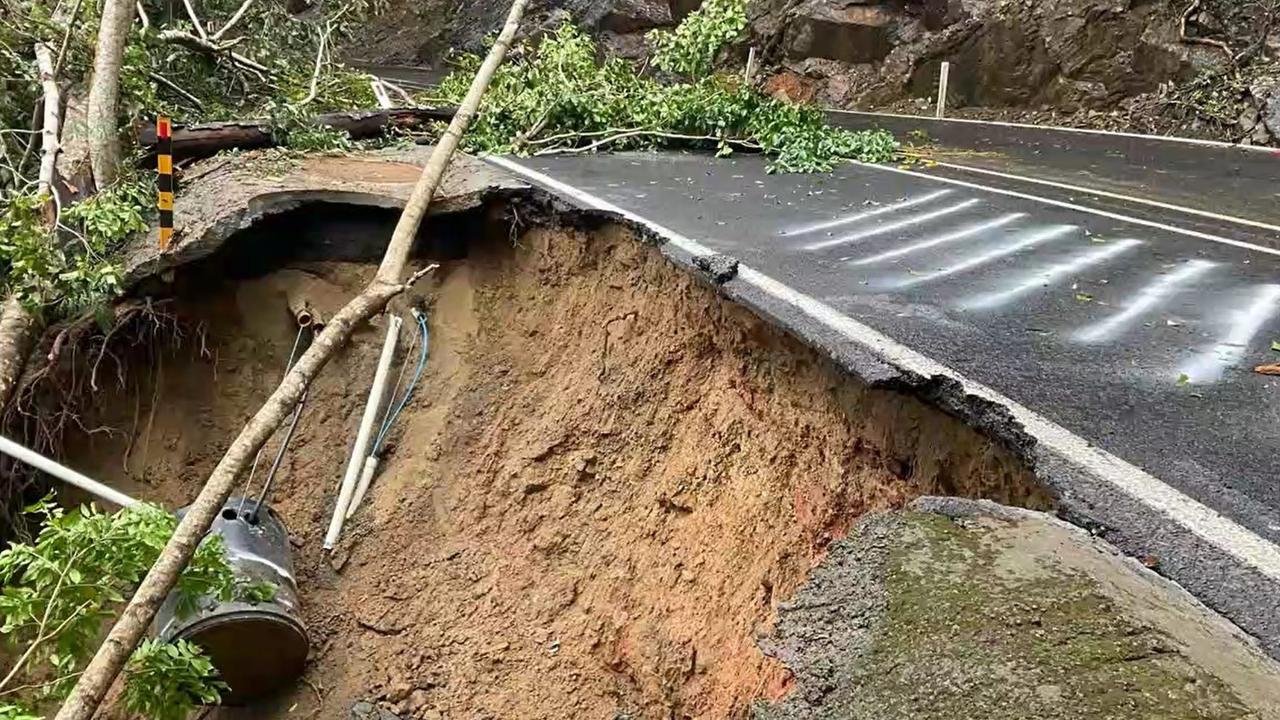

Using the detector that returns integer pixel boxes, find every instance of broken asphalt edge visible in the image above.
[482,158,1280,662]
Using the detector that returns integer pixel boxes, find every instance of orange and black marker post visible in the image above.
[156,116,174,250]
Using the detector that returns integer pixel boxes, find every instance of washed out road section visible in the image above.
[483,152,1280,656]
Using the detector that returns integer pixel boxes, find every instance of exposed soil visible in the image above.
[57,202,1050,719]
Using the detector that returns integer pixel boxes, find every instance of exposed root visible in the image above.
[0,297,195,529]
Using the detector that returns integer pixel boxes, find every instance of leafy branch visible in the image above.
[0,497,271,718]
[435,20,898,173]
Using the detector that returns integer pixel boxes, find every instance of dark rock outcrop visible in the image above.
[782,0,897,64]
[756,0,1199,112]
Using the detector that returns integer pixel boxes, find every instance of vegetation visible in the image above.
[0,498,272,718]
[648,0,748,77]
[0,0,383,320]
[435,0,898,172]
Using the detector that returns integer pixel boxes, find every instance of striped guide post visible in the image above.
[157,116,174,250]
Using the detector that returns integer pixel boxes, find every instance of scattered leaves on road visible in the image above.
[1075,293,1093,302]
[1256,364,1280,376]
[1271,341,1280,352]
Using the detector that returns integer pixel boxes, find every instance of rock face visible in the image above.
[756,499,1280,719]
[345,0,681,64]
[782,0,897,64]
[1249,73,1280,143]
[755,0,1198,111]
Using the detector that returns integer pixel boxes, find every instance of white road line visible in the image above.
[828,108,1280,153]
[1180,284,1280,383]
[850,161,1280,258]
[781,190,952,236]
[849,213,1025,266]
[931,161,1280,235]
[964,239,1143,310]
[895,224,1072,286]
[1075,260,1217,344]
[483,154,1280,582]
[804,199,981,251]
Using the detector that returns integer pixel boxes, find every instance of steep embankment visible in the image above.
[50,194,1047,718]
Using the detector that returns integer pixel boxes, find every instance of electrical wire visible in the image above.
[238,323,309,519]
[371,309,429,457]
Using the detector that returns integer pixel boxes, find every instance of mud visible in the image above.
[58,202,1050,719]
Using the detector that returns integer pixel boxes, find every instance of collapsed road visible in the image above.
[482,148,1280,659]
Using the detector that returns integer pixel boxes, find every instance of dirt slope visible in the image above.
[59,205,1048,719]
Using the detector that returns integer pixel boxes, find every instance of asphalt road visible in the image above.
[828,111,1280,234]
[485,150,1280,657]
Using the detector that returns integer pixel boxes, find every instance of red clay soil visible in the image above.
[60,212,1050,719]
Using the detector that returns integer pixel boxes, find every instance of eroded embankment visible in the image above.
[55,202,1050,719]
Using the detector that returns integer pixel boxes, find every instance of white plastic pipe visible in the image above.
[323,314,401,550]
[936,61,951,119]
[344,455,379,521]
[0,434,138,508]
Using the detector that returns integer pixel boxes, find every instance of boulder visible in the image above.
[1253,79,1280,140]
[1237,101,1272,146]
[598,0,674,34]
[782,0,897,64]
[668,0,702,22]
[756,499,1280,719]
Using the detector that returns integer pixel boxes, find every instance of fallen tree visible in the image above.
[133,107,457,158]
[431,0,898,172]
[51,0,531,715]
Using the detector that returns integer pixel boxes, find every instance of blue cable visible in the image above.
[371,310,429,456]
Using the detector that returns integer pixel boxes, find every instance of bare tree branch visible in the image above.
[33,45,61,219]
[147,71,205,109]
[211,0,255,41]
[158,29,272,77]
[1180,0,1236,60]
[298,24,328,106]
[181,0,210,40]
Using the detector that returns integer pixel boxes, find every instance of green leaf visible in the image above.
[1177,373,1190,386]
[1271,341,1280,352]
[1,502,237,716]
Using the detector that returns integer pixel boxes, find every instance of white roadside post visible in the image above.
[936,61,951,119]
[745,46,757,85]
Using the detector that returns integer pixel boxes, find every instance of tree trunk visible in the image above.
[0,43,65,413]
[34,44,62,215]
[85,0,136,191]
[132,107,457,159]
[52,0,531,716]
[0,298,37,411]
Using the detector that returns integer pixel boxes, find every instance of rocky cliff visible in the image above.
[345,0,1280,142]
